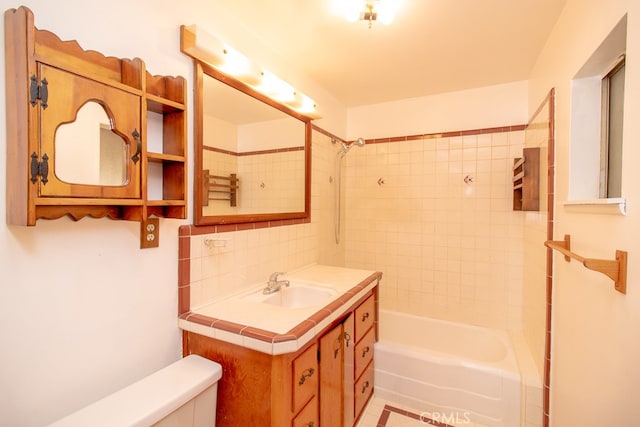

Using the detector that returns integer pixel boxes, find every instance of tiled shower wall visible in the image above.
[202,148,305,216]
[342,128,526,330]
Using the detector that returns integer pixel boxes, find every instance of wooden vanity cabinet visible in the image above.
[4,6,187,244]
[185,331,319,426]
[183,288,377,427]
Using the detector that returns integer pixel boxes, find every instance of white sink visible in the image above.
[242,282,338,309]
[263,285,337,308]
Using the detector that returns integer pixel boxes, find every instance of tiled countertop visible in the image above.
[179,264,382,355]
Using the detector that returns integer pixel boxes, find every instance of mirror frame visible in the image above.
[193,61,312,226]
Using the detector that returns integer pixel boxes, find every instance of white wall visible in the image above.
[0,1,346,426]
[346,80,528,140]
[529,0,640,425]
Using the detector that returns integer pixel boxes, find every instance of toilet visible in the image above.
[48,355,222,427]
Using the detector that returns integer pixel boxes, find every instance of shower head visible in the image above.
[339,137,366,154]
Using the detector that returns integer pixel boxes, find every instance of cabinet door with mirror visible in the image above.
[37,64,142,199]
[193,62,311,225]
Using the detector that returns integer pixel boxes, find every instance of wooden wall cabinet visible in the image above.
[184,290,377,426]
[4,6,187,247]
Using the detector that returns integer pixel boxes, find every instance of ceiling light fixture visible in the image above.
[336,0,399,29]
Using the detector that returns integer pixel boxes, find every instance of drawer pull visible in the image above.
[307,423,314,427]
[361,380,370,394]
[298,367,315,385]
[361,312,370,322]
[361,346,370,358]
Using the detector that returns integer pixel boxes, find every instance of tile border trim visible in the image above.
[376,404,454,427]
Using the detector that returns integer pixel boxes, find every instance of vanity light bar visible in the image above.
[180,25,321,119]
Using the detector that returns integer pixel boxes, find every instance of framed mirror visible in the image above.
[193,61,311,225]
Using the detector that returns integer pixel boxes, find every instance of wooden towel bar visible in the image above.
[544,234,627,294]
[202,170,238,207]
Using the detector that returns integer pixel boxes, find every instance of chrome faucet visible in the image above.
[263,271,290,294]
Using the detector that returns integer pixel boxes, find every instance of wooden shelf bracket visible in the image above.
[544,234,627,294]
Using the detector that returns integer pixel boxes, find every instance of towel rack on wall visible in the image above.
[544,234,627,294]
[203,170,239,207]
[512,147,540,211]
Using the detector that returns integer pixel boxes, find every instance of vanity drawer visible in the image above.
[293,396,318,427]
[354,294,375,343]
[292,343,318,414]
[354,362,374,419]
[354,327,375,380]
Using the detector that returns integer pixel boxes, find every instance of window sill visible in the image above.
[563,198,626,215]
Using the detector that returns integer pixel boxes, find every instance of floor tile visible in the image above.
[357,396,488,427]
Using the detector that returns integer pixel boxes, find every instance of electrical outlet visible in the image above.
[140,218,159,249]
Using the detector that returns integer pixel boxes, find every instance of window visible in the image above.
[600,57,625,198]
[569,15,627,203]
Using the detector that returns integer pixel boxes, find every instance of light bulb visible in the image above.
[377,0,398,25]
[334,0,365,22]
[258,70,295,102]
[217,46,262,86]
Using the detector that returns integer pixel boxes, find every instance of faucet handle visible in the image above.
[269,271,286,282]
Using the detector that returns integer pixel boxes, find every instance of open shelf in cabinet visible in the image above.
[143,73,187,221]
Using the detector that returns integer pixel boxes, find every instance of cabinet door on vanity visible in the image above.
[319,313,355,427]
[320,321,343,426]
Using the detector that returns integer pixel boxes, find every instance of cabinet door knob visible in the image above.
[298,367,315,385]
[361,312,370,322]
[361,380,370,394]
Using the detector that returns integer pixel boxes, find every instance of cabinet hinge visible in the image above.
[29,75,48,109]
[30,152,49,184]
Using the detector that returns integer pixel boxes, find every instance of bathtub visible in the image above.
[374,310,521,427]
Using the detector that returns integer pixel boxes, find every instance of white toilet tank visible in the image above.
[48,355,222,427]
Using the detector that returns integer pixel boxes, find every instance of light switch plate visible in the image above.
[140,218,159,249]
